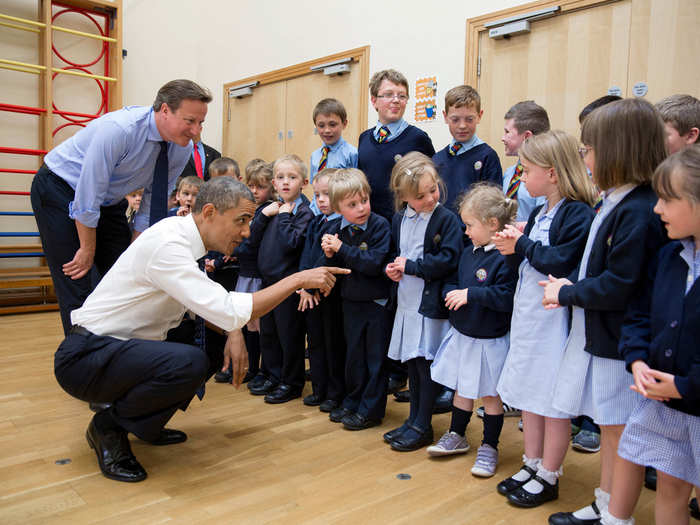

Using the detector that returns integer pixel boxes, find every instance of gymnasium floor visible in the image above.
[0,312,655,524]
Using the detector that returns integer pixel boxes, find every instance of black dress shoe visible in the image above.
[690,498,699,520]
[497,465,538,495]
[303,393,322,406]
[383,420,410,443]
[342,412,381,430]
[644,466,657,491]
[433,388,454,414]
[387,377,407,395]
[390,424,433,451]
[507,475,558,508]
[548,502,601,525]
[249,378,278,396]
[214,369,232,383]
[264,384,302,404]
[329,407,352,423]
[145,428,187,446]
[393,390,410,403]
[242,370,256,383]
[89,402,112,412]
[319,399,339,413]
[247,373,267,391]
[86,417,147,483]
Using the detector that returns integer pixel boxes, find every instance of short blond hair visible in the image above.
[444,85,481,113]
[177,175,203,192]
[520,130,599,207]
[328,168,371,211]
[389,152,445,211]
[369,69,409,98]
[273,153,307,179]
[246,162,273,189]
[458,182,517,230]
[313,168,338,186]
[208,157,240,179]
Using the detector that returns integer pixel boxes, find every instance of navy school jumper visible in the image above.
[443,246,517,339]
[233,200,272,279]
[357,125,435,222]
[432,143,502,216]
[299,214,346,402]
[619,241,700,416]
[324,212,394,419]
[246,196,314,388]
[389,203,463,320]
[557,185,667,360]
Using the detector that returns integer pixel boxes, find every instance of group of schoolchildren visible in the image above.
[165,67,699,525]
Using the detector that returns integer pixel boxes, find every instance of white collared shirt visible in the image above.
[71,214,253,341]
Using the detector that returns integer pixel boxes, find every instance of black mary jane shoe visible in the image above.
[507,475,559,508]
[264,384,302,404]
[390,424,434,452]
[86,417,147,483]
[548,501,601,524]
[145,428,187,446]
[497,464,537,495]
[433,387,454,414]
[341,412,381,431]
[383,420,411,443]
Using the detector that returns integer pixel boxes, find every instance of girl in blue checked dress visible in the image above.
[383,152,463,452]
[542,99,668,525]
[493,130,598,508]
[428,183,518,478]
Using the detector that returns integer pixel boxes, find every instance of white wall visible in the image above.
[122,0,532,153]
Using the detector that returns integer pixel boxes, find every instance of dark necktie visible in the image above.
[149,141,169,226]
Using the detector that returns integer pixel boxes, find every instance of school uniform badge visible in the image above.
[476,268,488,282]
[474,161,483,171]
[359,242,368,251]
[607,235,612,246]
[433,233,441,245]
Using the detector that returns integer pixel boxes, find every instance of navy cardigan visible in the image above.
[443,246,517,338]
[506,199,595,278]
[324,213,393,302]
[233,200,272,279]
[357,126,435,222]
[390,204,463,319]
[619,241,699,416]
[558,185,667,360]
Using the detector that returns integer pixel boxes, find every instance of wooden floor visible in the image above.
[0,312,656,524]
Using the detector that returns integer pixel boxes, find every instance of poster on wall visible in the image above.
[415,76,438,122]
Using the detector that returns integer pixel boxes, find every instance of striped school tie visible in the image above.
[449,142,462,156]
[506,162,523,199]
[594,193,603,213]
[378,126,390,143]
[318,146,329,171]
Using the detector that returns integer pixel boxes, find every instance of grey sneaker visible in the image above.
[476,403,521,418]
[426,431,470,456]
[471,444,498,477]
[572,429,601,453]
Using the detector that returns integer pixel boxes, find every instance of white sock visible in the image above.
[601,508,635,525]
[572,487,609,519]
[511,455,541,482]
[522,465,559,494]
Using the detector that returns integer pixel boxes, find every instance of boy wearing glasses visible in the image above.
[432,85,502,215]
[358,69,435,222]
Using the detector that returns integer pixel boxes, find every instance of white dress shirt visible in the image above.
[71,214,253,341]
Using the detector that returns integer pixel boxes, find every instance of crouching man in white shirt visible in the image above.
[55,177,349,482]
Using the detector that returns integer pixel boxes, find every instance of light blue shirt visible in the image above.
[449,135,484,156]
[309,137,358,214]
[530,197,565,244]
[679,238,700,294]
[373,118,409,143]
[44,105,192,232]
[502,161,546,222]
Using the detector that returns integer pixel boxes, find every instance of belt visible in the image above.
[69,325,92,337]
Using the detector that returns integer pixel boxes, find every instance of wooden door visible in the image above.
[285,63,364,199]
[475,1,632,168]
[222,82,287,171]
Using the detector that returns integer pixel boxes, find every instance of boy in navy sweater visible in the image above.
[433,85,502,215]
[246,154,314,403]
[298,169,345,412]
[358,69,435,223]
[321,168,393,430]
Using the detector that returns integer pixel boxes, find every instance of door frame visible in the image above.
[464,0,619,86]
[222,46,370,155]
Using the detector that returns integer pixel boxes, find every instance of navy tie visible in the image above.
[149,141,169,226]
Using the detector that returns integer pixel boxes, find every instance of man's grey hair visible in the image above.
[193,177,254,214]
[152,79,212,112]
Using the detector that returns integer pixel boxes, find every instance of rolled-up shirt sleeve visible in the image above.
[144,238,253,331]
